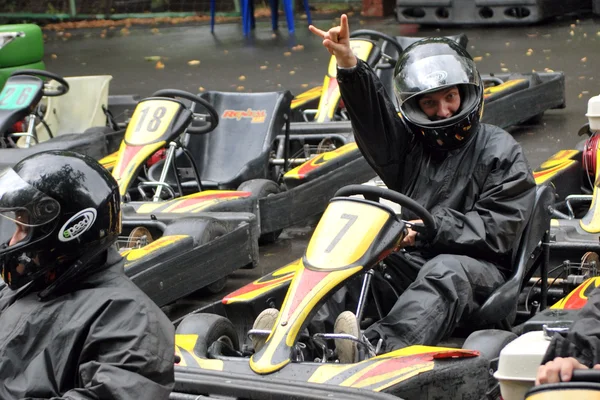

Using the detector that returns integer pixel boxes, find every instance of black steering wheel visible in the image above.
[11,69,70,97]
[151,89,218,135]
[334,184,436,241]
[349,30,404,70]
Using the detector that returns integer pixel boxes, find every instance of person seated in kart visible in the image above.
[251,15,537,362]
[0,151,175,399]
[536,287,600,385]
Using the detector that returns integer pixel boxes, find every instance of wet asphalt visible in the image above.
[41,13,600,313]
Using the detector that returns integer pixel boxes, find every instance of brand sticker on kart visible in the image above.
[221,109,267,123]
[58,208,97,242]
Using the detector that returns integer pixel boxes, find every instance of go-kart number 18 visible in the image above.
[135,106,168,133]
[0,84,37,110]
[325,213,358,253]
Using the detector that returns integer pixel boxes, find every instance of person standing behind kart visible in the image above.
[0,151,175,399]
[256,15,537,361]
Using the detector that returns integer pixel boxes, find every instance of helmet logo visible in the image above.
[59,208,97,242]
[425,70,448,86]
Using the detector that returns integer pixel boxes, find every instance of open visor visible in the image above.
[394,54,480,105]
[0,168,60,227]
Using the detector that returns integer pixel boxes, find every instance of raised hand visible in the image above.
[308,14,357,68]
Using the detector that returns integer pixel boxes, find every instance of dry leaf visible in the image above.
[500,62,506,67]
[223,50,229,54]
[485,52,491,57]
[51,54,57,59]
[544,68,554,72]
[570,23,576,28]
[289,70,296,75]
[283,52,292,56]
[597,31,600,36]
[236,86,245,91]
[277,64,281,68]
[292,44,304,51]
[505,42,510,46]
[301,83,309,88]
[199,87,205,92]
[579,93,583,98]
[145,56,161,61]
[581,57,587,62]
[584,33,587,38]
[187,60,201,66]
[473,56,483,62]
[260,65,268,70]
[120,27,130,36]
[239,75,246,81]
[151,28,160,34]
[155,61,165,69]
[501,68,509,72]
[570,30,575,36]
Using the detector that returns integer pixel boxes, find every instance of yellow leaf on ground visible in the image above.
[284,52,292,56]
[473,56,483,62]
[260,65,268,70]
[237,86,245,91]
[51,54,57,59]
[581,57,588,62]
[199,87,205,92]
[187,60,201,66]
[239,75,246,81]
[155,61,165,69]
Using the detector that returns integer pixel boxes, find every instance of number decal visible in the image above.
[134,105,168,133]
[16,87,32,106]
[148,106,167,132]
[0,87,15,107]
[325,213,358,253]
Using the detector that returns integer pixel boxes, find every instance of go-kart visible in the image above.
[0,24,44,88]
[169,182,555,400]
[101,88,376,244]
[0,69,123,166]
[289,29,566,136]
[106,88,260,307]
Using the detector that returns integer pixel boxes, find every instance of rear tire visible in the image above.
[237,179,283,244]
[176,313,239,357]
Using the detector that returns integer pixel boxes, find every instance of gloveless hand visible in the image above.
[308,14,357,68]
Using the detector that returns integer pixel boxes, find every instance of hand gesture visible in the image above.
[308,14,357,68]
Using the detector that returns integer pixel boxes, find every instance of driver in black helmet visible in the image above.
[0,150,175,399]
[277,15,536,361]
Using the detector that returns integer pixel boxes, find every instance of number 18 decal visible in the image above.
[125,100,180,145]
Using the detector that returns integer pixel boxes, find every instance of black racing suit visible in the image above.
[542,287,600,367]
[0,248,175,399]
[321,59,537,351]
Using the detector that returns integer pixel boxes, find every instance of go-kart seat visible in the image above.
[149,90,293,191]
[470,183,555,328]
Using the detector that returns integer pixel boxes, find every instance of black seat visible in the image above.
[149,90,292,191]
[471,183,555,327]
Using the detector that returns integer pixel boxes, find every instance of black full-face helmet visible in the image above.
[393,37,484,151]
[0,150,121,291]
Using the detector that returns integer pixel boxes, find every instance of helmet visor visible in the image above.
[394,54,480,105]
[0,168,60,227]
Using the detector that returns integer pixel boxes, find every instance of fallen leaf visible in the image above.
[584,33,588,38]
[543,49,551,53]
[505,42,510,46]
[277,64,281,68]
[473,56,483,62]
[239,75,246,81]
[188,60,201,66]
[581,57,587,62]
[155,61,165,69]
[570,23,576,28]
[583,91,590,94]
[51,54,58,59]
[579,76,586,80]
[500,62,506,67]
[283,52,292,56]
[501,68,509,72]
[570,30,575,36]
[485,52,491,57]
[120,27,130,35]
[292,44,304,51]
[151,28,160,34]
[277,83,282,87]
[579,93,583,98]
[289,70,296,75]
[544,68,554,72]
[64,32,72,38]
[236,86,245,91]
[597,31,600,36]
[223,50,229,54]
[145,55,161,61]
[301,83,309,88]
[260,65,268,70]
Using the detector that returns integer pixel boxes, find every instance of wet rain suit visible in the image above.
[0,248,175,399]
[326,59,537,351]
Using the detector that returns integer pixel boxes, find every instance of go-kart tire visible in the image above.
[163,218,229,295]
[462,329,517,361]
[237,179,282,245]
[176,313,240,358]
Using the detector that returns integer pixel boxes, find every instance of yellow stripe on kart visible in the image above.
[581,144,600,233]
[175,334,224,371]
[284,142,359,180]
[122,235,188,264]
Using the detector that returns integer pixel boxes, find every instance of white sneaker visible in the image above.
[251,308,279,353]
[334,311,359,363]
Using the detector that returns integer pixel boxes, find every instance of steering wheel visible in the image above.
[151,89,218,135]
[349,30,404,70]
[10,69,70,97]
[334,184,436,241]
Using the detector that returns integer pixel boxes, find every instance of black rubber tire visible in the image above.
[198,221,228,295]
[237,179,282,244]
[462,329,518,361]
[176,313,239,357]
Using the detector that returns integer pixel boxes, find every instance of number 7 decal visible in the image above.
[325,213,358,253]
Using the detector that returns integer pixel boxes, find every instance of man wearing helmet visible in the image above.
[302,15,537,359]
[0,151,174,398]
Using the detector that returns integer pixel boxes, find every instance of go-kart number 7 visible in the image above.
[134,105,168,133]
[325,213,358,253]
